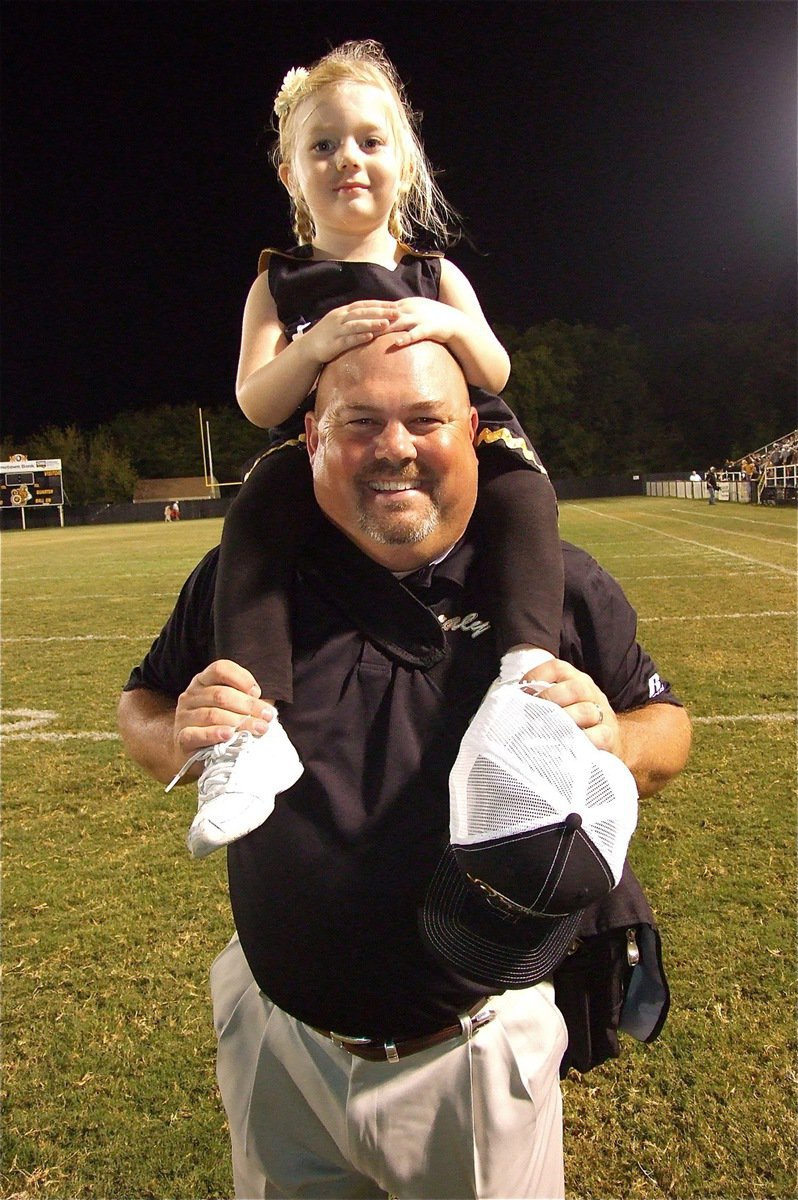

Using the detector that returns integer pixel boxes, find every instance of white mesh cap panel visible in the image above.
[450,687,580,840]
[459,756,562,840]
[450,683,638,885]
[581,751,638,882]
[584,763,617,808]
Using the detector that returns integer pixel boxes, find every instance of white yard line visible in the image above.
[585,550,699,560]
[2,730,121,741]
[1,592,180,604]
[638,511,793,547]
[3,712,795,743]
[638,610,794,623]
[1,568,192,579]
[691,712,796,725]
[12,609,790,642]
[656,503,794,530]
[2,633,154,643]
[0,708,122,740]
[570,506,796,575]
[617,570,770,580]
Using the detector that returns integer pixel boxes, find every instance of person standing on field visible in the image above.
[705,467,719,504]
[118,336,691,1200]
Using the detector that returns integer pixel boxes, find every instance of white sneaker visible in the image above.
[498,646,554,684]
[166,719,303,859]
[472,651,555,716]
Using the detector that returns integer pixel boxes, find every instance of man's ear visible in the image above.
[305,412,319,461]
[469,408,479,440]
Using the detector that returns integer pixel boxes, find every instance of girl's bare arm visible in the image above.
[388,259,511,393]
[236,272,400,429]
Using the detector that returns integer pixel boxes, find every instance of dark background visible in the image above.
[2,0,795,440]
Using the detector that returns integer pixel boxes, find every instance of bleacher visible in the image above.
[721,430,797,506]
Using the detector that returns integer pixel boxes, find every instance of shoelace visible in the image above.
[164,731,253,795]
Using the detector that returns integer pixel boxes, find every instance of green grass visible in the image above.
[2,498,796,1199]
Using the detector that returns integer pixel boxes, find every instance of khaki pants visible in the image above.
[211,936,567,1200]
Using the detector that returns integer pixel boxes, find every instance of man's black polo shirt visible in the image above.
[124,528,679,1039]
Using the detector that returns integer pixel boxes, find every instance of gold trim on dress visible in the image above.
[476,427,547,473]
[242,435,307,483]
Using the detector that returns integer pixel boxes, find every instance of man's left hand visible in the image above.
[520,658,692,799]
[520,659,619,754]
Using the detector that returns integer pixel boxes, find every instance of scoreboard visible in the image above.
[0,458,64,509]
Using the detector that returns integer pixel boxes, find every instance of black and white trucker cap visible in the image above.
[422,682,639,988]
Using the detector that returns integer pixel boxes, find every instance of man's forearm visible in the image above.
[117,687,185,785]
[616,702,692,798]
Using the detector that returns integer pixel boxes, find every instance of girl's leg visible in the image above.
[214,444,319,704]
[180,445,314,861]
[473,450,564,663]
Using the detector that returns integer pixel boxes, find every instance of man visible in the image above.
[705,467,719,505]
[118,337,691,1199]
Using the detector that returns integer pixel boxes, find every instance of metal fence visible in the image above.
[646,479,753,503]
[647,467,798,505]
[0,475,651,529]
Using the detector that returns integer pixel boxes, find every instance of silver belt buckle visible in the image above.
[463,1005,496,1039]
[473,1005,496,1030]
[329,1031,400,1063]
[329,1031,373,1051]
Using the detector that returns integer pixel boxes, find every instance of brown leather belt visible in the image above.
[313,999,495,1063]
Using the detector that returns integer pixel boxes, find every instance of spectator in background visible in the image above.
[705,468,719,505]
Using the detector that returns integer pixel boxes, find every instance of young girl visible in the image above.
[177,41,564,858]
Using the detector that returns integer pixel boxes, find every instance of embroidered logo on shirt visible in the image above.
[648,672,665,698]
[437,611,492,639]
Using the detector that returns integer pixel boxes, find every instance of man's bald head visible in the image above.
[315,335,471,418]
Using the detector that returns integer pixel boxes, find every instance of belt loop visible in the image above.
[384,1040,399,1064]
[459,1012,474,1040]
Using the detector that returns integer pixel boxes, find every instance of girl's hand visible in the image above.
[298,301,401,366]
[384,297,467,347]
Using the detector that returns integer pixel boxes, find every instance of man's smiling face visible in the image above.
[306,337,479,571]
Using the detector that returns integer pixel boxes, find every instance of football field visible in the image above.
[2,497,796,1198]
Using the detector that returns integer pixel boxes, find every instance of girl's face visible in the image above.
[280,82,404,242]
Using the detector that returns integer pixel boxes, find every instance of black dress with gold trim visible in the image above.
[214,247,564,703]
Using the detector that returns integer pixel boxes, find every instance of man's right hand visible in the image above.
[174,660,276,757]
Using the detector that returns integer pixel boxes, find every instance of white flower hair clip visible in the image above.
[274,67,310,118]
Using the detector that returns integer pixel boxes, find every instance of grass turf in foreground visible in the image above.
[1,499,796,1198]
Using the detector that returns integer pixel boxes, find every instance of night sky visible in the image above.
[2,0,795,440]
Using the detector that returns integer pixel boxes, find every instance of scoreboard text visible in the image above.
[0,459,64,508]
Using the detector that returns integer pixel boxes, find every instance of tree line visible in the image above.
[2,317,794,503]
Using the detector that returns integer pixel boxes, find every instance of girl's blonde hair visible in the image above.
[271,40,460,248]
